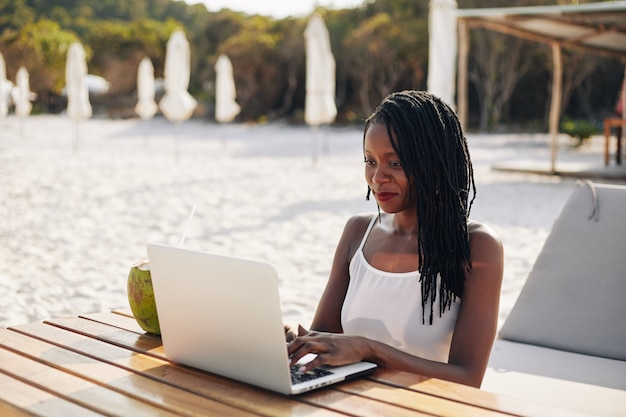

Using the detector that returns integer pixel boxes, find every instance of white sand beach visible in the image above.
[0,115,622,330]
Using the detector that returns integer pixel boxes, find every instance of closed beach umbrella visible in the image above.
[66,42,92,120]
[0,52,7,119]
[159,30,197,123]
[427,0,458,108]
[14,66,32,117]
[135,57,157,120]
[66,42,92,152]
[304,14,337,126]
[85,74,110,95]
[214,54,240,123]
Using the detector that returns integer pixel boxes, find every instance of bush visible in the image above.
[560,118,599,147]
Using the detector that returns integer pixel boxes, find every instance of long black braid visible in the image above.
[364,90,476,325]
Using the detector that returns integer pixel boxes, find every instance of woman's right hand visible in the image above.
[284,324,297,343]
[287,325,372,372]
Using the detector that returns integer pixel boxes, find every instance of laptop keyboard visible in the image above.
[290,365,334,385]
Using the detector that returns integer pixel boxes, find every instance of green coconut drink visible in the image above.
[127,259,160,335]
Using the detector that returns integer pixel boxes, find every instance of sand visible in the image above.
[0,114,616,330]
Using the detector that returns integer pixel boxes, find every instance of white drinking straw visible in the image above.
[178,205,196,247]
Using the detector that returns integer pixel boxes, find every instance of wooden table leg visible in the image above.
[604,120,611,166]
[617,130,622,165]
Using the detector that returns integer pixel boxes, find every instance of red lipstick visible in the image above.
[375,192,396,202]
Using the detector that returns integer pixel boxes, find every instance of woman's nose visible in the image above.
[371,166,389,183]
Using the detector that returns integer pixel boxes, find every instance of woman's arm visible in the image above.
[288,221,503,388]
[445,221,504,386]
[308,214,373,333]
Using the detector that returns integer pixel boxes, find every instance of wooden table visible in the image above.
[0,310,592,417]
[604,117,625,165]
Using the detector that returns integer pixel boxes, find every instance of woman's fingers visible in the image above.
[297,324,309,336]
[287,330,366,372]
[289,338,325,365]
[288,335,349,370]
[284,324,297,342]
[295,354,325,373]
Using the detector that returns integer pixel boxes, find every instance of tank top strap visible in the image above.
[357,214,379,252]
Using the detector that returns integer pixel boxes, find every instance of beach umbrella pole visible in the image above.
[174,122,181,162]
[143,120,150,148]
[220,124,228,150]
[322,125,329,154]
[19,117,25,140]
[312,125,318,164]
[73,120,80,154]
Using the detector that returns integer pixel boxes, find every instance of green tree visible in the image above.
[219,16,284,121]
[0,0,36,33]
[188,9,247,103]
[85,19,176,94]
[266,17,306,120]
[0,19,77,110]
[0,0,620,123]
[468,29,532,131]
[345,11,423,115]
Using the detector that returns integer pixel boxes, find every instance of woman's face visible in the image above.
[364,123,415,214]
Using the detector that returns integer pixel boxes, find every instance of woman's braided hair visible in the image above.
[364,90,476,324]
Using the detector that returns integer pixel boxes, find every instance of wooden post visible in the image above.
[549,42,562,173]
[457,19,469,131]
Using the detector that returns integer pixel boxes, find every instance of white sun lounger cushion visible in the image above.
[498,182,626,361]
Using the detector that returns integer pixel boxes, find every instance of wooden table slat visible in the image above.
[371,369,594,417]
[111,308,135,318]
[0,328,259,417]
[336,379,509,417]
[2,312,597,417]
[59,312,597,417]
[298,387,432,417]
[44,314,522,417]
[0,371,106,417]
[9,322,347,417]
[0,340,179,417]
[0,399,40,417]
[81,311,147,334]
[47,315,164,356]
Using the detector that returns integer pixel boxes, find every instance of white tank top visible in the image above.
[341,215,460,362]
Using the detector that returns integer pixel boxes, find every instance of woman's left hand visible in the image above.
[287,325,370,372]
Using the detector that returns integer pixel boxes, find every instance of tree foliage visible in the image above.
[0,19,77,109]
[0,0,622,129]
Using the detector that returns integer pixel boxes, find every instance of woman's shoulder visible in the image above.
[345,212,378,229]
[467,219,503,262]
[468,219,500,240]
[337,213,378,254]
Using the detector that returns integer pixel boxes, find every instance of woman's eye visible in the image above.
[364,159,375,166]
[390,161,402,168]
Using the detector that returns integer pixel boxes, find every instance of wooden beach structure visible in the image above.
[455,1,626,173]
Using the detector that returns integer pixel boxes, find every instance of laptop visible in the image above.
[147,243,377,395]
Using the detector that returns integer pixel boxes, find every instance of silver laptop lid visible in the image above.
[147,243,293,394]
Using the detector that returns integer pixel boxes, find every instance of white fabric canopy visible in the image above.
[14,66,32,117]
[159,30,197,123]
[135,57,158,120]
[214,54,240,123]
[456,1,626,171]
[427,0,458,108]
[85,74,110,95]
[65,42,92,120]
[304,14,337,126]
[0,53,8,119]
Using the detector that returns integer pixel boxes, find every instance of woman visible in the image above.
[287,90,503,388]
